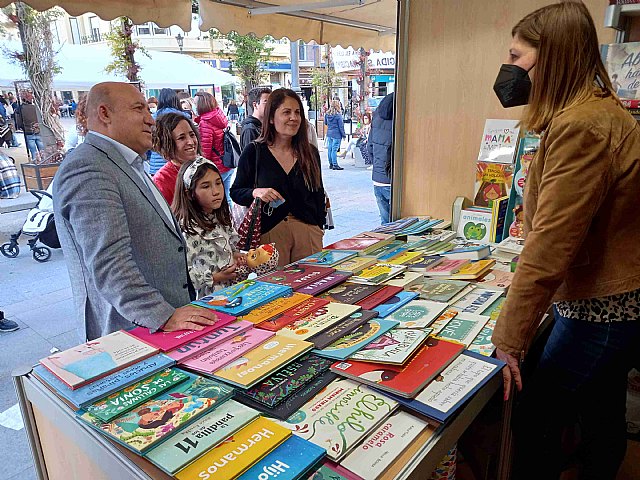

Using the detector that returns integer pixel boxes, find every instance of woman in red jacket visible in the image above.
[194,92,231,199]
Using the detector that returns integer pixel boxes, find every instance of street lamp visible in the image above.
[175,33,184,54]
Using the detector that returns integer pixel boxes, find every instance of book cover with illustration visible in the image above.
[602,42,640,100]
[237,355,333,408]
[319,282,384,305]
[309,461,364,480]
[325,232,395,254]
[364,240,407,259]
[429,309,459,336]
[238,293,311,325]
[295,273,352,296]
[213,337,313,388]
[331,337,465,398]
[86,368,189,422]
[424,259,470,277]
[237,434,326,480]
[350,263,407,285]
[40,330,159,390]
[477,119,520,164]
[476,269,514,292]
[467,297,505,356]
[277,303,361,342]
[452,288,503,315]
[341,411,428,480]
[356,286,403,311]
[372,291,419,318]
[278,378,397,461]
[167,320,253,363]
[405,254,445,273]
[128,312,236,352]
[145,400,260,475]
[193,280,293,317]
[384,250,425,266]
[313,318,399,361]
[384,300,449,329]
[409,279,470,303]
[349,328,430,365]
[474,162,514,207]
[334,255,379,274]
[310,309,379,350]
[32,354,174,410]
[181,328,275,374]
[297,250,359,268]
[175,417,291,480]
[436,312,490,347]
[456,209,492,244]
[257,297,331,332]
[383,271,425,290]
[395,218,446,236]
[449,259,496,280]
[258,264,336,290]
[78,372,233,454]
[407,229,457,244]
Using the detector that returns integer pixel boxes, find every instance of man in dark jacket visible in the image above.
[16,91,45,160]
[240,86,272,150]
[367,92,394,224]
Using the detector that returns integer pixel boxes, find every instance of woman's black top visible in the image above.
[230,142,325,234]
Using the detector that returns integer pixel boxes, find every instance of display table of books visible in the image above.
[15,219,517,480]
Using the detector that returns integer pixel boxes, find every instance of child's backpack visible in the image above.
[212,126,242,169]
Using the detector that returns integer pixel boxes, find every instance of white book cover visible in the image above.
[349,328,430,365]
[477,119,520,164]
[436,313,489,347]
[385,300,449,329]
[341,411,428,480]
[453,288,503,315]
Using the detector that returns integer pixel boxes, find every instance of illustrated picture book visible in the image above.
[309,309,379,350]
[193,280,293,317]
[297,249,359,267]
[349,328,430,365]
[312,318,399,361]
[372,290,419,318]
[258,264,336,290]
[409,279,470,303]
[477,119,520,164]
[277,302,361,341]
[256,297,331,332]
[350,263,407,285]
[238,293,311,325]
[384,300,449,329]
[356,285,403,311]
[436,312,490,347]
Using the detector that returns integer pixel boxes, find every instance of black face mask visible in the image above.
[493,64,532,108]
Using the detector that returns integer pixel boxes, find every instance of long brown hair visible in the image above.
[514,1,620,133]
[172,158,232,235]
[258,88,322,191]
[153,113,201,160]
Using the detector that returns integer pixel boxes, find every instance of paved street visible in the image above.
[0,119,380,479]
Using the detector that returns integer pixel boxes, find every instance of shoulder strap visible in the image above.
[253,141,260,188]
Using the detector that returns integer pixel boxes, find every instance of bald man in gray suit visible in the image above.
[54,82,218,340]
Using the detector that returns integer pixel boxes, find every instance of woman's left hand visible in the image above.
[496,348,523,401]
[233,252,247,266]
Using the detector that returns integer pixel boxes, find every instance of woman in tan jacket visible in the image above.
[491,2,640,479]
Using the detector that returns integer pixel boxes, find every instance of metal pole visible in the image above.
[290,40,300,92]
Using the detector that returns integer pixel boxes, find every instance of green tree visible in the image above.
[105,17,149,83]
[311,46,342,115]
[210,30,274,91]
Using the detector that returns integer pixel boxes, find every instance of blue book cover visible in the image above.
[397,219,444,236]
[372,291,419,318]
[297,250,359,267]
[32,354,175,409]
[193,280,293,317]
[237,435,326,480]
[381,351,504,424]
[312,319,399,361]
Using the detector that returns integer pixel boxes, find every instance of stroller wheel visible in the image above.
[32,246,51,263]
[1,243,19,258]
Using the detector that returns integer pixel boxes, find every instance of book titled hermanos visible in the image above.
[175,417,291,480]
[193,280,293,317]
[167,320,253,363]
[40,330,159,390]
[238,293,311,325]
[145,400,260,475]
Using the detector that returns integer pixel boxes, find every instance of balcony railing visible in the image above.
[80,32,103,44]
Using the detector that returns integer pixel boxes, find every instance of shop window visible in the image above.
[136,23,152,36]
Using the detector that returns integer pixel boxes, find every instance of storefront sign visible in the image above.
[368,51,395,69]
[332,46,360,73]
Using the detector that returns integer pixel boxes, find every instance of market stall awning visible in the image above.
[0,0,396,51]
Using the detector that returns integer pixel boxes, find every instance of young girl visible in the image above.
[172,157,246,298]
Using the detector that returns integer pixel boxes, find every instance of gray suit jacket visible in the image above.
[53,133,193,340]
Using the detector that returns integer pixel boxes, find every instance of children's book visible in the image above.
[145,400,260,475]
[310,461,364,480]
[384,352,505,424]
[409,279,470,303]
[384,250,425,266]
[405,254,445,273]
[436,312,490,347]
[237,434,326,480]
[312,319,399,361]
[489,195,509,243]
[372,291,419,318]
[350,264,407,285]
[356,286,403,311]
[349,328,429,365]
[213,337,313,388]
[194,280,293,317]
[474,162,514,208]
[496,236,525,255]
[341,411,428,480]
[475,269,514,292]
[175,417,291,480]
[278,378,398,461]
[325,232,395,255]
[456,209,492,244]
[258,264,336,290]
[167,320,253,363]
[452,288,503,315]
[297,249,359,267]
[40,330,159,390]
[78,372,233,454]
[477,119,520,164]
[441,243,492,261]
[277,303,362,341]
[238,293,311,325]
[602,42,640,101]
[383,271,425,290]
[295,273,352,296]
[127,312,236,352]
[32,354,174,410]
[370,216,419,234]
[237,354,333,408]
[257,297,331,332]
[447,284,477,305]
[418,240,456,256]
[449,259,496,280]
[331,337,465,398]
[407,229,457,244]
[309,310,379,350]
[384,300,449,329]
[424,259,469,276]
[181,328,275,374]
[429,309,459,336]
[364,240,406,259]
[86,368,190,422]
[334,255,379,274]
[467,297,505,356]
[396,218,445,236]
[318,282,384,305]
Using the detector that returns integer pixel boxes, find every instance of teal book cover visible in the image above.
[193,280,293,317]
[312,319,399,361]
[372,291,419,318]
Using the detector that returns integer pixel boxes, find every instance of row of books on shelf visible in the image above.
[33,222,515,480]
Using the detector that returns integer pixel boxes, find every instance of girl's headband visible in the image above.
[182,157,219,189]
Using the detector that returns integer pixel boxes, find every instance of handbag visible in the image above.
[235,142,262,251]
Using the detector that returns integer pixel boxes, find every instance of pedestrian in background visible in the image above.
[324,100,345,170]
[367,92,394,224]
[148,88,189,174]
[240,86,272,151]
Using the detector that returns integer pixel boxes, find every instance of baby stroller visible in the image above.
[1,180,60,262]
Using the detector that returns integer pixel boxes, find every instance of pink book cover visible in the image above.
[320,460,365,480]
[180,328,275,374]
[166,320,253,362]
[425,259,470,276]
[128,312,236,351]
